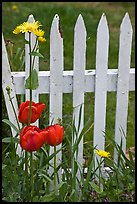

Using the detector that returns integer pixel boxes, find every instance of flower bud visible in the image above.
[6,86,11,95]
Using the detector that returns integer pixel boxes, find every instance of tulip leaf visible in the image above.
[30,51,44,58]
[41,144,65,163]
[89,181,103,193]
[25,69,39,90]
[2,137,20,144]
[2,119,20,134]
[39,192,56,202]
[39,182,66,202]
[2,164,7,170]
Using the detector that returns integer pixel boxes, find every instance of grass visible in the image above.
[2,2,135,158]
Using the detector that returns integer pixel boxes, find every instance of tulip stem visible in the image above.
[25,151,29,201]
[30,152,34,201]
[54,145,57,190]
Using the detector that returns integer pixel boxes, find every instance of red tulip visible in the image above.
[44,124,64,146]
[20,125,48,152]
[18,100,45,124]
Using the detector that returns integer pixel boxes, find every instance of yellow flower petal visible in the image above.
[13,25,22,34]
[38,36,46,42]
[12,5,17,10]
[13,21,42,34]
[95,149,111,158]
[33,29,45,37]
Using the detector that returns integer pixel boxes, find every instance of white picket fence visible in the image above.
[2,13,135,179]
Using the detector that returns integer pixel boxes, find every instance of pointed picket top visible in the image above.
[75,14,86,32]
[28,14,35,23]
[52,13,59,24]
[50,14,63,39]
[120,12,133,34]
[74,14,86,72]
[97,13,109,34]
[96,13,109,68]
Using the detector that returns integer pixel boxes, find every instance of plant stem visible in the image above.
[30,152,34,201]
[54,145,57,189]
[28,32,32,126]
[98,158,103,201]
[7,92,21,131]
[99,160,101,192]
[28,32,35,202]
[31,37,38,76]
[25,151,29,201]
[6,88,21,152]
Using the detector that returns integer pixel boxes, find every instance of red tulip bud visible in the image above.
[44,124,64,146]
[20,126,48,152]
[18,100,45,124]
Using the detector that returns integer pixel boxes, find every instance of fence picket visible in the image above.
[73,14,86,184]
[2,34,22,156]
[49,14,64,181]
[93,14,109,171]
[114,13,133,162]
[25,14,39,127]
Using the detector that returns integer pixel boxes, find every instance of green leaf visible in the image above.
[13,47,22,61]
[39,192,56,202]
[82,155,95,196]
[68,189,76,200]
[25,69,39,90]
[2,137,20,144]
[2,164,7,170]
[39,173,52,182]
[30,51,44,58]
[41,144,65,163]
[2,119,20,134]
[89,181,103,193]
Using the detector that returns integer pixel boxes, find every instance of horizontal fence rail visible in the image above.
[11,69,135,94]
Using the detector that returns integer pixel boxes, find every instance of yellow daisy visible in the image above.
[33,29,45,37]
[13,21,42,34]
[13,25,22,34]
[95,149,111,159]
[12,5,17,11]
[38,36,46,42]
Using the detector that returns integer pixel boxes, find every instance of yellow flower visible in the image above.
[38,36,46,42]
[95,149,111,159]
[13,21,42,34]
[13,25,22,34]
[33,29,45,37]
[12,5,17,10]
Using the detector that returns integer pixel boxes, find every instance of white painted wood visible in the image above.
[25,14,39,127]
[49,14,63,181]
[93,14,109,172]
[114,13,133,162]
[12,68,135,94]
[2,33,22,156]
[72,14,86,184]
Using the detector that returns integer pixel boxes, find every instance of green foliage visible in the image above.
[2,119,20,134]
[2,118,135,202]
[30,51,44,58]
[25,69,39,90]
